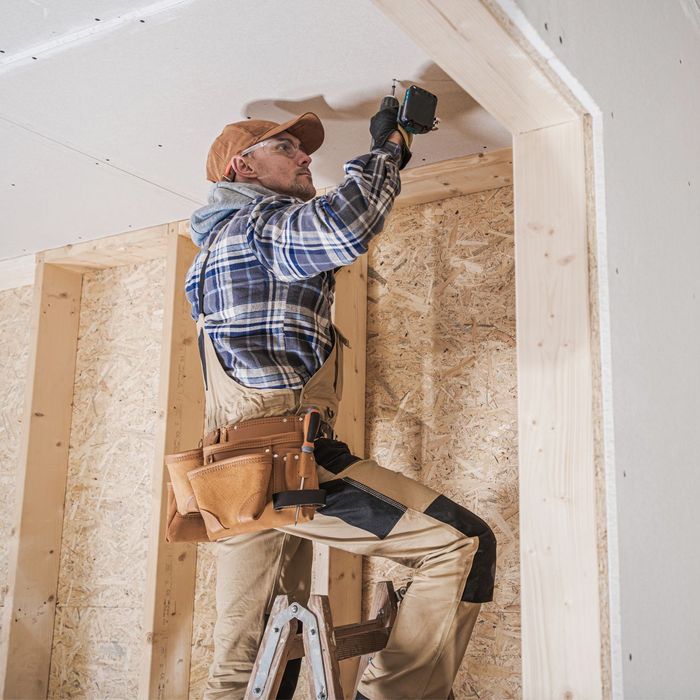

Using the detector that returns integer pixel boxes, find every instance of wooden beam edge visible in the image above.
[371,0,576,133]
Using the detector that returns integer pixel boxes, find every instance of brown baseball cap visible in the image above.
[206,112,324,182]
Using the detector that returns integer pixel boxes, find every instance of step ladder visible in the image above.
[244,580,397,700]
[244,580,455,700]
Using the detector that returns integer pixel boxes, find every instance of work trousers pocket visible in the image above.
[188,453,273,537]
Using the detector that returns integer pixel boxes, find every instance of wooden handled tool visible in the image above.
[295,408,321,525]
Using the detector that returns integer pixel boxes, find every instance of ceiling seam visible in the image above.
[0,113,203,205]
[0,0,197,74]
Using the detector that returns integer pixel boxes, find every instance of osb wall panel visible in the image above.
[364,186,520,699]
[47,260,165,698]
[0,285,33,632]
[189,544,217,696]
[188,187,518,699]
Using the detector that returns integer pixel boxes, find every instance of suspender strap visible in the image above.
[197,248,212,391]
[197,249,211,315]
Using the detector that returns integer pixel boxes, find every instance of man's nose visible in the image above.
[297,150,311,167]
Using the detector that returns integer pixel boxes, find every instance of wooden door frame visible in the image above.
[371,1,612,697]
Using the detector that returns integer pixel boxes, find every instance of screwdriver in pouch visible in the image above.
[296,408,321,525]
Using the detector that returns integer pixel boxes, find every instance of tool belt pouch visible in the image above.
[165,484,208,543]
[182,423,325,541]
[166,447,203,516]
[165,446,208,543]
[163,420,326,543]
[188,453,273,536]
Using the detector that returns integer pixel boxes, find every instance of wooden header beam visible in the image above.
[42,224,169,272]
[396,147,511,208]
[1,148,512,292]
[317,147,513,204]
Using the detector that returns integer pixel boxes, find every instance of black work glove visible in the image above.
[369,107,412,170]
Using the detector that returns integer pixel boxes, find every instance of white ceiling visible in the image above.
[0,0,511,260]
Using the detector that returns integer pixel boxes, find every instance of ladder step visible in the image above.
[287,623,391,661]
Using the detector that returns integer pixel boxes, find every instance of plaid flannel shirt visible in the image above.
[185,141,401,390]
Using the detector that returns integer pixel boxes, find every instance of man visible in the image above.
[186,109,496,700]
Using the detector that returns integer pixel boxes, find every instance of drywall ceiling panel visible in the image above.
[0,119,193,256]
[0,0,510,259]
[0,0,152,55]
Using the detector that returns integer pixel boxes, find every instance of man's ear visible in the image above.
[230,154,257,181]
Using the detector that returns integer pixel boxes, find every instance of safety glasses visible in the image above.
[240,137,307,159]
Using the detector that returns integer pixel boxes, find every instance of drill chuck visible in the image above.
[380,94,399,111]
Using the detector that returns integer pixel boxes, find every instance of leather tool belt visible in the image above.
[165,413,326,543]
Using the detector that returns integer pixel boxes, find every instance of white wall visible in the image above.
[509,1,700,697]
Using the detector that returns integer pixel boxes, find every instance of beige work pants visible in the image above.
[204,439,496,700]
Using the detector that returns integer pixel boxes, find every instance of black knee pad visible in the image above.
[313,437,361,474]
[423,494,497,603]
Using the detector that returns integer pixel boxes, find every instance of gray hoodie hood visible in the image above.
[190,181,276,248]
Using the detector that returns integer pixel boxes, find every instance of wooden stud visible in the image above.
[333,257,369,452]
[0,259,82,698]
[314,256,368,696]
[138,226,203,699]
[513,120,601,698]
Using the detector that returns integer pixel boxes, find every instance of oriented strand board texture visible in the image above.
[47,260,165,698]
[0,285,33,630]
[364,187,520,699]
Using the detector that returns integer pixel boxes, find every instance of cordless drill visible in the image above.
[381,79,439,135]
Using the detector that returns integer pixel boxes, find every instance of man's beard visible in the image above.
[287,178,316,202]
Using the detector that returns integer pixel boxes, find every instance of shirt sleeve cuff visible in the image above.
[380,140,403,161]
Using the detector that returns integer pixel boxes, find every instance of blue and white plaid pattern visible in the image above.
[185,142,401,390]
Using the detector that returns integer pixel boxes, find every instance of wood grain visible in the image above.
[514,120,601,698]
[44,224,169,272]
[139,227,203,699]
[397,148,512,208]
[0,260,82,698]
[46,257,166,698]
